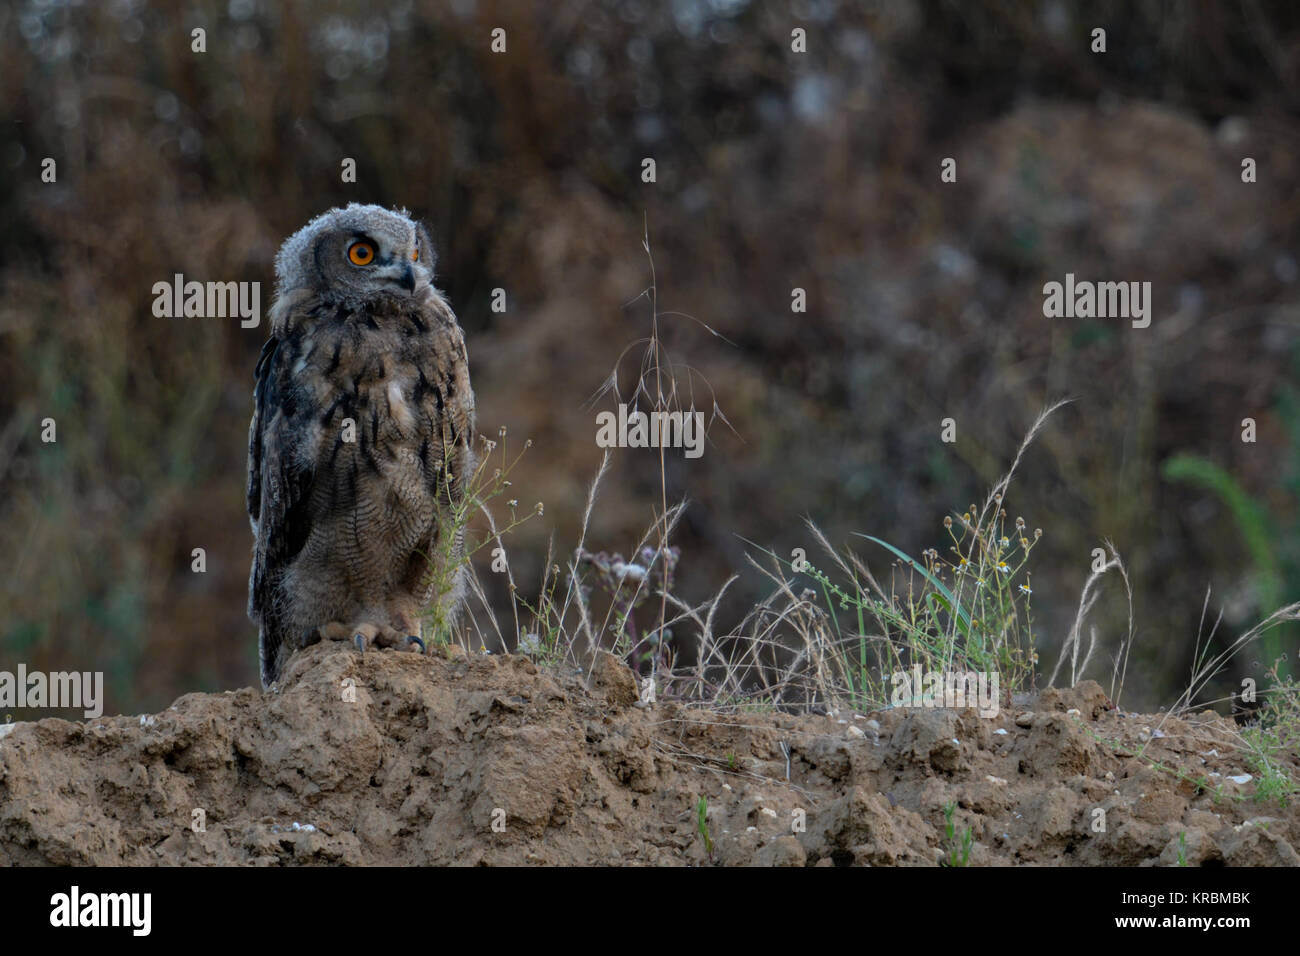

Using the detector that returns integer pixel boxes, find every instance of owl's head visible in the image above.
[273,204,437,308]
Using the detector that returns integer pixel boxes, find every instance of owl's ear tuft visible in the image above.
[416,223,438,276]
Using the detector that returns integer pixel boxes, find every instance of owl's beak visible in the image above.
[398,263,417,293]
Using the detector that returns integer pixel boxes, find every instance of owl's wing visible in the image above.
[246,335,316,630]
[245,336,277,530]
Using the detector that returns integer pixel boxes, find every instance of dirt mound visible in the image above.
[1,645,1295,865]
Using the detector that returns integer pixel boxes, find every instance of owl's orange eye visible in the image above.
[348,241,375,266]
[411,248,419,262]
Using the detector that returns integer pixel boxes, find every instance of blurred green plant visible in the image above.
[1162,447,1294,676]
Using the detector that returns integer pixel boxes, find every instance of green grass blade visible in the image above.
[856,534,973,636]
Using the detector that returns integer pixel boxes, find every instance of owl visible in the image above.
[246,204,475,688]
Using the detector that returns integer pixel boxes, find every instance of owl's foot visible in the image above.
[312,621,425,655]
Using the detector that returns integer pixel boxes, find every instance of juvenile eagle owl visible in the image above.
[247,204,475,688]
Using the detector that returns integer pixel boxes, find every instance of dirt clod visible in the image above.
[589,651,640,708]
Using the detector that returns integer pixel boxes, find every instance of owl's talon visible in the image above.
[405,635,425,653]
[300,620,412,656]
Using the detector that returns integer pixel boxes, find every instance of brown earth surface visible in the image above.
[1,644,1296,866]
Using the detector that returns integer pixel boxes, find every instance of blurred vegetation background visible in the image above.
[2,0,1299,716]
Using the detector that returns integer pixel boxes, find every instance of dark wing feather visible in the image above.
[245,335,279,526]
[246,335,317,677]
